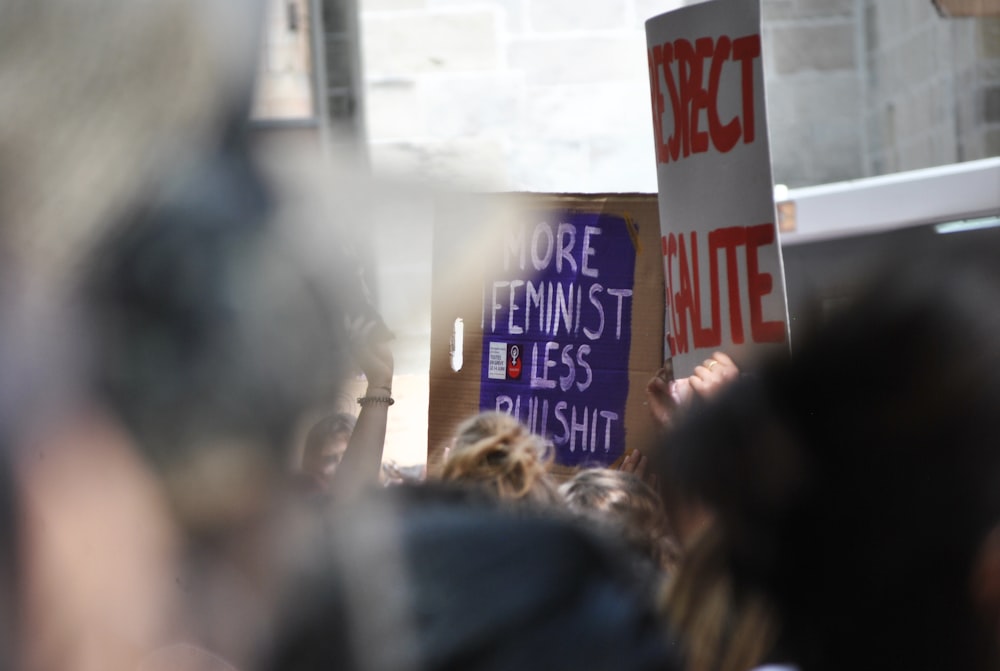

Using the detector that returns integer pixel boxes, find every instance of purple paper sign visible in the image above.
[479,210,637,467]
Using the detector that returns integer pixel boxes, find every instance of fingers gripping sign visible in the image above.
[645,351,739,433]
[690,351,738,398]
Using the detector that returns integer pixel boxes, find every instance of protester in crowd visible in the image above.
[21,27,390,670]
[560,468,680,575]
[618,447,657,488]
[73,119,352,668]
[641,351,740,551]
[638,349,786,671]
[645,352,739,434]
[261,482,682,671]
[331,340,395,499]
[83,121,348,515]
[297,338,396,494]
[662,525,783,671]
[439,411,562,507]
[298,413,356,493]
[297,338,397,499]
[662,256,1000,671]
[0,2,295,667]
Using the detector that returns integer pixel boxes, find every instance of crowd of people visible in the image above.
[3,2,1000,671]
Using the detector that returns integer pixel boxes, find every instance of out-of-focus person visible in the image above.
[261,482,683,671]
[70,119,350,671]
[662,254,1000,671]
[662,525,783,671]
[296,337,397,499]
[643,352,784,671]
[298,413,357,493]
[331,340,395,500]
[2,3,396,670]
[643,351,740,549]
[0,3,289,671]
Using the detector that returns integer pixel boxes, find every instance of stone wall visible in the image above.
[863,1,1000,172]
[360,0,669,192]
[358,0,999,190]
[761,0,865,186]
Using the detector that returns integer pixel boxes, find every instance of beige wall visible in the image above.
[863,2,1000,173]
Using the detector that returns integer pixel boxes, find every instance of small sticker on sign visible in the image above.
[488,342,507,380]
[507,343,522,380]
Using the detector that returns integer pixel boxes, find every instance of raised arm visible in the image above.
[331,341,394,499]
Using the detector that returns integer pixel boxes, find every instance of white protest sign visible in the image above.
[645,0,789,376]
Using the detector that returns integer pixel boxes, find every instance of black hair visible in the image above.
[262,482,682,671]
[80,130,347,475]
[664,255,1000,671]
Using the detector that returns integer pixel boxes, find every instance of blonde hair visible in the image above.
[662,525,779,671]
[560,469,679,573]
[440,412,562,506]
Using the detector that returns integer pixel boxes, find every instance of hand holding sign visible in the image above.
[645,350,739,431]
[690,351,738,397]
[645,368,683,431]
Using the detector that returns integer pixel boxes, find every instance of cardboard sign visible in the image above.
[646,0,790,376]
[428,194,664,476]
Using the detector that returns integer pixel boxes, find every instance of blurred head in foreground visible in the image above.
[81,133,348,534]
[561,468,679,574]
[665,256,1000,671]
[440,411,562,506]
[0,1,339,669]
[262,482,681,671]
